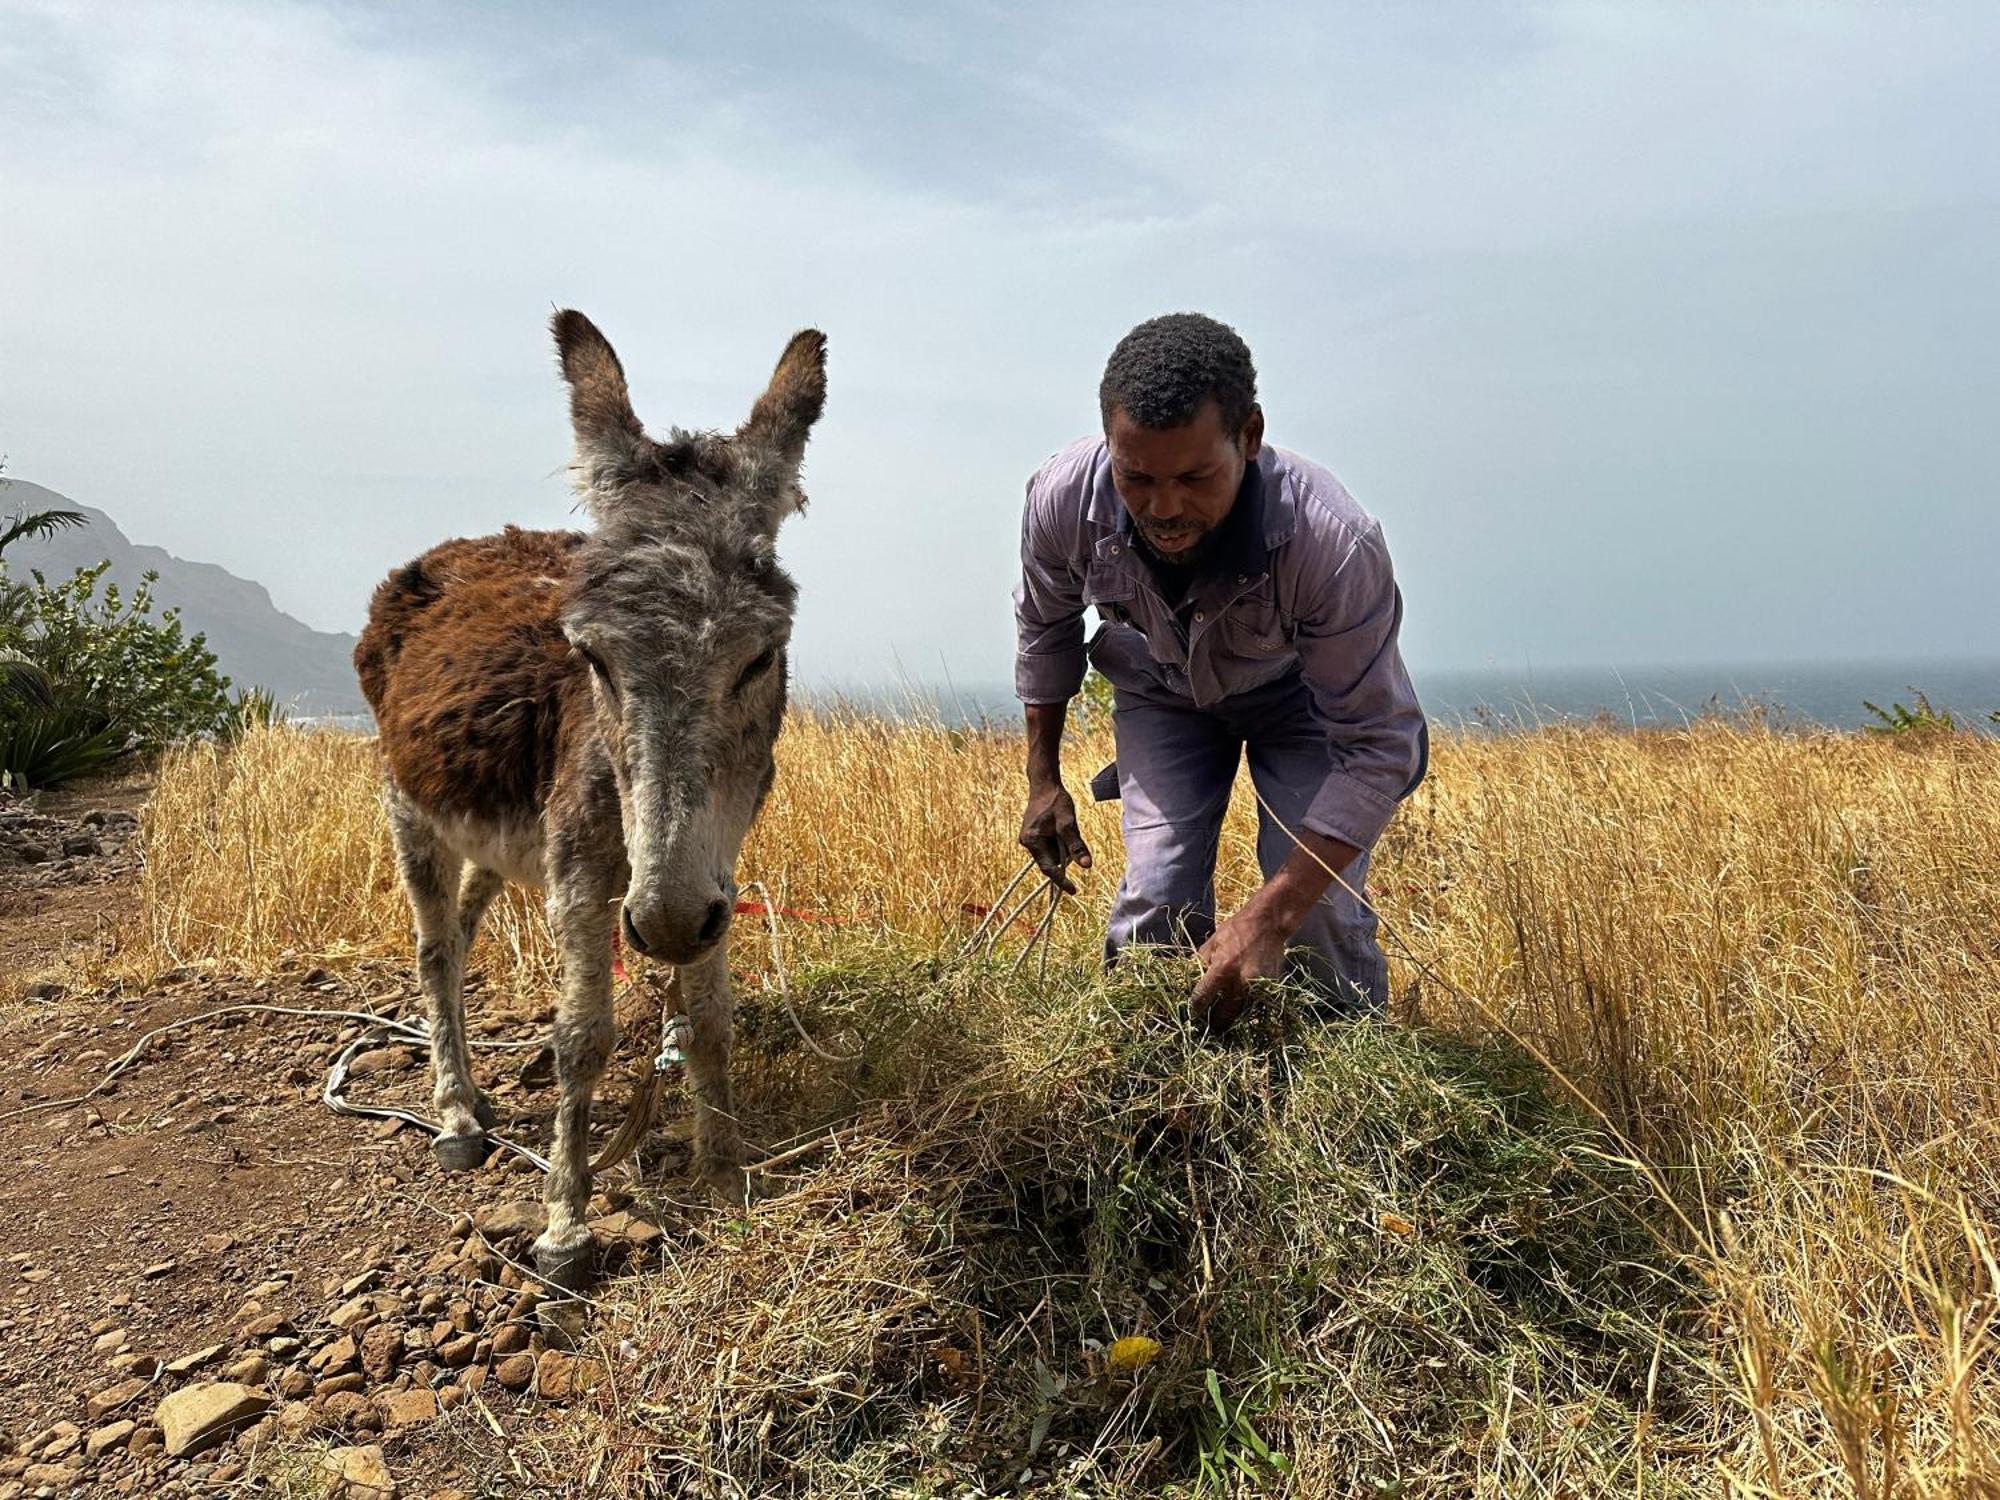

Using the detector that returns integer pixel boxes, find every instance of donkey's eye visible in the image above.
[734,648,777,693]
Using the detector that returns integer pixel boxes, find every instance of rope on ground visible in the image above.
[0,1002,475,1126]
[321,1018,554,1174]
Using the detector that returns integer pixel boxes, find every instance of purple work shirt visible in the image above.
[1014,437,1426,851]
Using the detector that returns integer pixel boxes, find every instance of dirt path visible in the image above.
[0,790,685,1498]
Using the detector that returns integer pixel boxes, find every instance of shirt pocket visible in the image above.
[1216,593,1292,660]
[1085,559,1178,664]
[1083,557,1136,614]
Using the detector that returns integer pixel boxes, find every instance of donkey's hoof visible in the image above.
[472,1092,499,1131]
[533,1236,596,1291]
[698,1159,765,1209]
[432,1131,488,1173]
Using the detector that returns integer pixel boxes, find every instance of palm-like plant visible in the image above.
[0,505,87,557]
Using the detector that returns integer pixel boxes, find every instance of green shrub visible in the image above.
[1,502,237,786]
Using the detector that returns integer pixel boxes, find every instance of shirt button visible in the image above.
[1236,574,1248,585]
[1194,610,1206,622]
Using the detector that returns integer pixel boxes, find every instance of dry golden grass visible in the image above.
[137,712,2000,1496]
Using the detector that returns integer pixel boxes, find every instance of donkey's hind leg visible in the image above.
[456,865,506,1130]
[388,795,486,1170]
[532,878,617,1289]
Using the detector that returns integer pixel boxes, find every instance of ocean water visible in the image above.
[1415,657,2000,732]
[800,656,2000,734]
[306,657,1999,735]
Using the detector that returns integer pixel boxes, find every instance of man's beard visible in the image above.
[1136,523,1218,568]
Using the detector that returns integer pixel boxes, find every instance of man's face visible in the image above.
[1106,400,1264,559]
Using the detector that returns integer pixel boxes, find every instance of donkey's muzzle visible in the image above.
[622,895,732,965]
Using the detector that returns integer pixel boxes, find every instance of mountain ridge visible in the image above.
[1,477,367,714]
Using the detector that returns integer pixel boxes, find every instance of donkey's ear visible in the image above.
[738,329,827,468]
[552,309,644,446]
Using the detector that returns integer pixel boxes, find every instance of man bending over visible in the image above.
[1014,313,1427,1031]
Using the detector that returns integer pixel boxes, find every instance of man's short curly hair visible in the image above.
[1098,313,1258,438]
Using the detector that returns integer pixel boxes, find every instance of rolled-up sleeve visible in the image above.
[1295,521,1428,849]
[1012,466,1089,705]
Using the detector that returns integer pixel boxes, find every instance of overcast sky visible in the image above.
[3,0,1995,685]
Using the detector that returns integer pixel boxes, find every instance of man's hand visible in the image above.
[1019,781,1092,894]
[1190,902,1289,1034]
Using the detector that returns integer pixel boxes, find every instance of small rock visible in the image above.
[267,1336,304,1358]
[155,1382,273,1458]
[315,1392,377,1433]
[359,1325,402,1381]
[84,1422,134,1458]
[140,1260,176,1280]
[329,1292,399,1331]
[226,1355,269,1385]
[91,1330,126,1356]
[433,1335,476,1369]
[492,1353,535,1392]
[317,1373,366,1397]
[377,1387,436,1428]
[589,1210,664,1248]
[164,1343,227,1376]
[243,1312,292,1339]
[277,1369,314,1400]
[125,1425,161,1458]
[276,1403,320,1439]
[84,1380,147,1423]
[472,1201,546,1240]
[311,1335,359,1375]
[21,1463,80,1491]
[490,1323,531,1357]
[534,1351,602,1403]
[34,1424,80,1461]
[321,1442,396,1500]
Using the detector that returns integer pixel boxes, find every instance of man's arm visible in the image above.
[1013,457,1096,890]
[1020,700,1092,893]
[1191,519,1424,1029]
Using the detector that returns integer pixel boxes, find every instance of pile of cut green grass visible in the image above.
[554,956,1716,1498]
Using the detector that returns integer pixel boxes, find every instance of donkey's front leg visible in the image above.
[532,887,616,1289]
[680,945,751,1205]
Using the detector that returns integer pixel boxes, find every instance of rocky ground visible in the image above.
[0,785,692,1498]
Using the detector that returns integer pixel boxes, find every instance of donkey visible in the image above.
[354,310,827,1287]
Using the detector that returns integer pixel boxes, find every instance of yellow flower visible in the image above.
[1106,1336,1163,1372]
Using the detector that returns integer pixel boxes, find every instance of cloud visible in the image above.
[2,0,1994,679]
